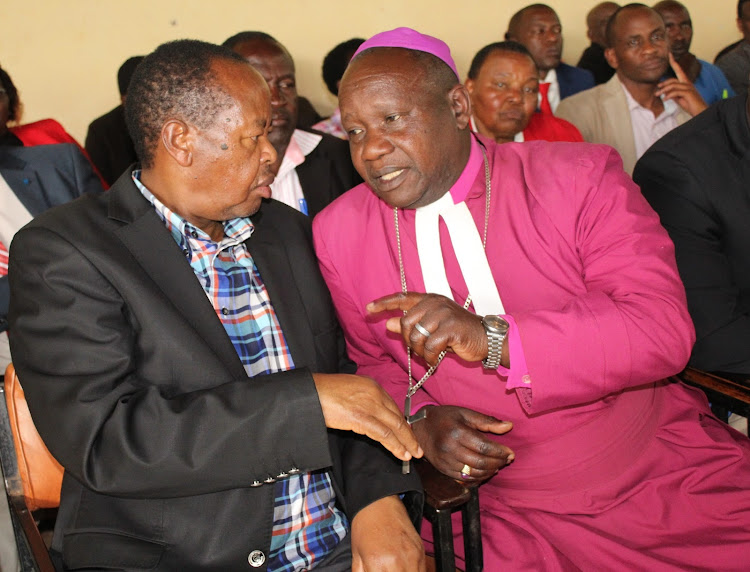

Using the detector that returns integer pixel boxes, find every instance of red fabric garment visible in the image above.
[523,111,584,143]
[538,82,553,115]
[9,119,109,189]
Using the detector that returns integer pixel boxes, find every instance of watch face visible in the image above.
[483,315,509,334]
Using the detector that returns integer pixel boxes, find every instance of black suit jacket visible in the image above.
[576,43,615,85]
[8,171,419,570]
[296,130,361,219]
[85,104,139,186]
[633,95,750,375]
[0,143,103,330]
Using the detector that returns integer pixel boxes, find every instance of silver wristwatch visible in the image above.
[481,315,509,369]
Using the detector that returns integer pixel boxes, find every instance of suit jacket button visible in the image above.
[288,467,300,475]
[250,480,262,487]
[264,475,276,484]
[248,550,266,567]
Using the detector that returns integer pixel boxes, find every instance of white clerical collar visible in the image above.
[414,151,505,316]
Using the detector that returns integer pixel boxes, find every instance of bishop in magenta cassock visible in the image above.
[314,27,750,571]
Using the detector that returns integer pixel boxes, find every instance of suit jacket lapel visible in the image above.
[248,209,317,370]
[602,77,637,172]
[108,174,247,378]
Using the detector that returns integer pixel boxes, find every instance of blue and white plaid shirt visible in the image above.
[135,172,347,571]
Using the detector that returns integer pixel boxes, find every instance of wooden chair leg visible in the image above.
[429,506,456,572]
[461,487,483,572]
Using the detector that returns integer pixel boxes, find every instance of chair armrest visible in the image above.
[674,367,750,418]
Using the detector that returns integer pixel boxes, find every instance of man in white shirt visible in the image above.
[557,4,706,174]
[223,32,360,218]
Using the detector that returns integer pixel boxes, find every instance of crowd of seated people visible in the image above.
[1,2,749,571]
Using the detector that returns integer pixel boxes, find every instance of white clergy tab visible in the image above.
[415,192,504,316]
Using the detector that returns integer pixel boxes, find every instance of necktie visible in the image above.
[539,82,553,116]
[0,240,8,277]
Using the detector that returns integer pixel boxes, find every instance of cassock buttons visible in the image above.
[248,550,266,567]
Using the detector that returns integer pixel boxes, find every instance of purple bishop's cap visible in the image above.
[352,27,459,80]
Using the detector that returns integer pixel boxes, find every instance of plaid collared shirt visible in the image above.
[134,172,347,571]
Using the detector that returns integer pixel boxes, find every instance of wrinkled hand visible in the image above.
[367,292,492,366]
[656,53,707,116]
[351,495,425,572]
[313,373,423,462]
[412,405,514,482]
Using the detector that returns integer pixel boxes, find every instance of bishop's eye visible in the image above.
[385,113,402,123]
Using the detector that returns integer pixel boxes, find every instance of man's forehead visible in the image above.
[521,7,560,27]
[615,8,663,37]
[342,50,437,98]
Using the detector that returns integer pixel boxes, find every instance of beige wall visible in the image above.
[0,0,739,143]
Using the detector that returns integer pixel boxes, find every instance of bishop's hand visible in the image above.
[412,405,514,482]
[367,292,490,366]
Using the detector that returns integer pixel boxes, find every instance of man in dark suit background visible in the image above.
[8,39,424,571]
[0,143,103,364]
[634,92,750,432]
[85,56,144,186]
[577,2,619,84]
[0,141,102,572]
[506,4,595,114]
[224,32,361,219]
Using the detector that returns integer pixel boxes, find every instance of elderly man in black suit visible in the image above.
[634,92,750,431]
[8,39,424,571]
[224,32,361,219]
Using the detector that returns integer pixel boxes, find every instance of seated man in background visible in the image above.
[466,41,583,143]
[557,3,706,174]
[633,87,750,433]
[224,31,360,218]
[0,141,103,572]
[85,56,144,186]
[0,143,103,369]
[577,2,620,84]
[505,4,595,114]
[313,38,365,139]
[654,0,734,105]
[314,26,750,571]
[8,39,424,571]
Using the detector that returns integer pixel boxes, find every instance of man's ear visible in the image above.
[449,83,472,130]
[161,119,193,167]
[604,47,618,70]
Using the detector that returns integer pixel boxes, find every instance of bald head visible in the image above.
[587,2,620,46]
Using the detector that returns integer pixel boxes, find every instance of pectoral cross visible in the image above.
[402,394,427,474]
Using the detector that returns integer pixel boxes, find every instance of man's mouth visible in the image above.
[379,169,405,182]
